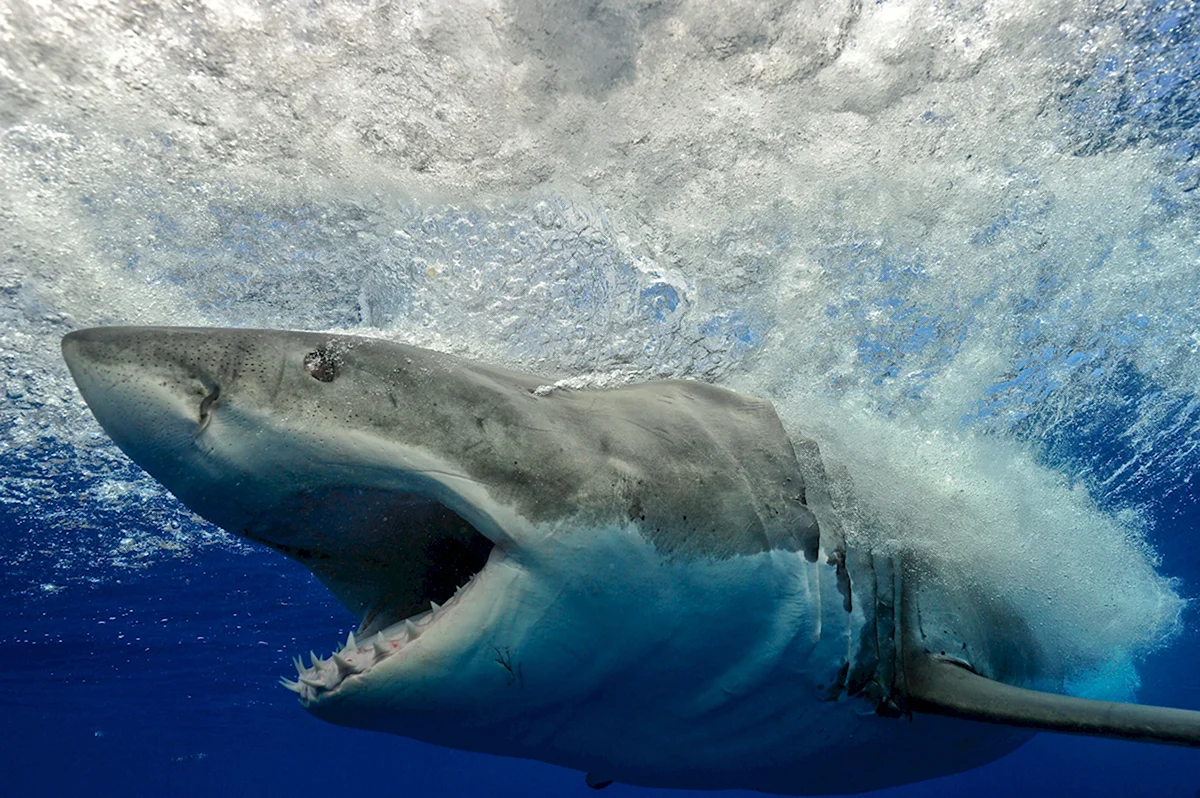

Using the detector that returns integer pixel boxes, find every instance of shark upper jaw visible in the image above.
[181,408,527,713]
[130,410,519,709]
[112,395,528,712]
[126,410,523,709]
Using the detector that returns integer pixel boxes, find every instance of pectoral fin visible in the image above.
[906,655,1200,747]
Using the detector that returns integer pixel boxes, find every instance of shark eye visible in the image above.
[304,349,340,382]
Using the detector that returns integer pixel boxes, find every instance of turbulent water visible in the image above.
[2,1,1199,796]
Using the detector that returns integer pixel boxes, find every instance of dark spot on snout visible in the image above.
[305,349,340,382]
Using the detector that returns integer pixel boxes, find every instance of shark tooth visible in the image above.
[373,638,391,659]
[279,677,304,695]
[293,656,305,675]
[332,651,363,675]
[430,600,441,612]
[346,631,357,650]
[405,619,422,639]
[299,673,324,688]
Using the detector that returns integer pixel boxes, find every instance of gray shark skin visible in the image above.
[61,326,1200,795]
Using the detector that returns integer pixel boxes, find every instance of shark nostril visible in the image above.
[198,384,221,429]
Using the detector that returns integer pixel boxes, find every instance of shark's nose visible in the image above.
[63,325,140,348]
[61,327,100,370]
[61,328,121,385]
[62,326,146,371]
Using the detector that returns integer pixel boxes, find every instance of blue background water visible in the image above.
[4,0,1200,795]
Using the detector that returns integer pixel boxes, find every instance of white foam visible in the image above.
[747,390,1185,698]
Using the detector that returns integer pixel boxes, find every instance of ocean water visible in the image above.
[2,0,1199,795]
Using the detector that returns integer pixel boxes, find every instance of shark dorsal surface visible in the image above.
[61,326,1200,794]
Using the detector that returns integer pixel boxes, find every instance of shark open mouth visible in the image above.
[245,486,497,703]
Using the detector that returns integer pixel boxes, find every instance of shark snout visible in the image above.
[62,327,233,498]
[61,326,126,385]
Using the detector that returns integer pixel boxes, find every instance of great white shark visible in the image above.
[62,326,1199,794]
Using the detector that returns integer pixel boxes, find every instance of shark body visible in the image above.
[61,326,1200,794]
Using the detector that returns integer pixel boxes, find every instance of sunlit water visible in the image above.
[2,1,1198,795]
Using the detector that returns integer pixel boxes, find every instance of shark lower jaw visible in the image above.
[280,549,498,707]
[242,484,506,707]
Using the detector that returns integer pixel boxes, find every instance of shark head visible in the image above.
[62,326,1200,794]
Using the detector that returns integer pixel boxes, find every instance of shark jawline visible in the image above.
[247,485,499,703]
